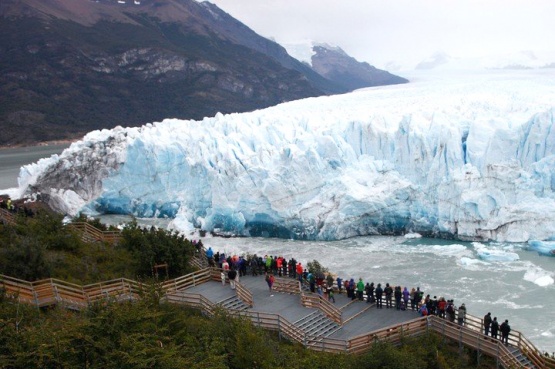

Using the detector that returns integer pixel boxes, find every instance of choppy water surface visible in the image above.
[201,235,555,353]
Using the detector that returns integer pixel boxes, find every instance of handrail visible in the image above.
[235,281,253,307]
[69,222,122,245]
[0,208,16,225]
[272,276,301,294]
[1,271,553,367]
[300,292,342,324]
[161,268,213,293]
[454,309,552,368]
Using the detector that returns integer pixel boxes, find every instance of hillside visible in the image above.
[0,0,346,146]
[311,44,408,90]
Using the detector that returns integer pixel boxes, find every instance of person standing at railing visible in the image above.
[356,278,365,301]
[410,287,417,310]
[402,287,410,310]
[289,258,296,278]
[457,303,467,326]
[336,276,343,294]
[500,319,511,346]
[375,283,383,309]
[250,257,259,276]
[394,286,402,310]
[491,317,499,339]
[446,300,456,322]
[205,247,214,266]
[384,283,393,308]
[296,263,303,282]
[437,297,446,318]
[483,312,492,336]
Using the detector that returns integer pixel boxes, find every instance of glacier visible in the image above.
[15,70,555,242]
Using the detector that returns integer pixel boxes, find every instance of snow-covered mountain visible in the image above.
[392,50,555,72]
[282,41,407,90]
[15,69,555,242]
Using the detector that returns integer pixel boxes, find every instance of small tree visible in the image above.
[306,260,328,276]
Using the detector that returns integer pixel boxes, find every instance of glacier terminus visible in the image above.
[16,70,555,243]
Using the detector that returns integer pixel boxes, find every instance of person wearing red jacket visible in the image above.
[296,263,303,282]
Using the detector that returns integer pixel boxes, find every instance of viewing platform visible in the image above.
[1,209,554,368]
[2,267,555,368]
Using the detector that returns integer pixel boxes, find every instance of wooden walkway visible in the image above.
[3,266,549,368]
[1,209,554,368]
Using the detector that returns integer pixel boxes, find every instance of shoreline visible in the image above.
[0,138,78,150]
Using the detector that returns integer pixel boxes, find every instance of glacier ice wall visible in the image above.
[17,71,555,241]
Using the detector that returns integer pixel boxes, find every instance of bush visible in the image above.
[119,221,195,279]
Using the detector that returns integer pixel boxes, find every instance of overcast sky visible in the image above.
[204,0,555,69]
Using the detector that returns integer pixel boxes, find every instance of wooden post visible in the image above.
[277,315,282,341]
[495,342,500,369]
[476,333,481,366]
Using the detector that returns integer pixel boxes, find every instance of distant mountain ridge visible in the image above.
[310,44,408,90]
[282,41,408,90]
[0,0,405,146]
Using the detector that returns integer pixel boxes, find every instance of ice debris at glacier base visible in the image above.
[15,70,555,242]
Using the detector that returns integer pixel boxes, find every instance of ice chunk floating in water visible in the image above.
[15,70,555,242]
[527,240,555,257]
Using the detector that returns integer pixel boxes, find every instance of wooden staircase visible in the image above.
[295,311,341,337]
[217,295,250,311]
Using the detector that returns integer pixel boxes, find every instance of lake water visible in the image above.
[0,144,70,189]
[1,145,554,354]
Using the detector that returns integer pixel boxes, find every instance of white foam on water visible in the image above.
[404,233,422,239]
[458,257,490,271]
[524,268,554,287]
[392,243,472,258]
[494,298,545,310]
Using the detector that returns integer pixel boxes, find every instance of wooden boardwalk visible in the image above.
[2,268,555,368]
[167,271,555,369]
[1,210,553,368]
[183,274,422,338]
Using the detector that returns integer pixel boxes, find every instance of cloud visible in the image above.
[204,0,555,69]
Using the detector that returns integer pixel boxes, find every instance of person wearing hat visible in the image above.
[457,303,467,326]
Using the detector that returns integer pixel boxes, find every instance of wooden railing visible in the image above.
[453,309,555,368]
[2,271,554,368]
[272,276,301,294]
[0,208,16,225]
[69,222,122,245]
[235,281,254,307]
[346,316,428,354]
[300,292,342,324]
[161,268,213,294]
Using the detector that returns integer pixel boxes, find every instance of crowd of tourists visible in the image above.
[204,247,514,345]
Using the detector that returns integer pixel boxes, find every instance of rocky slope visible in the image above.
[311,44,408,91]
[0,0,406,146]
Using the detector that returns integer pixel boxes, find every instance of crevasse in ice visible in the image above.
[16,70,555,241]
